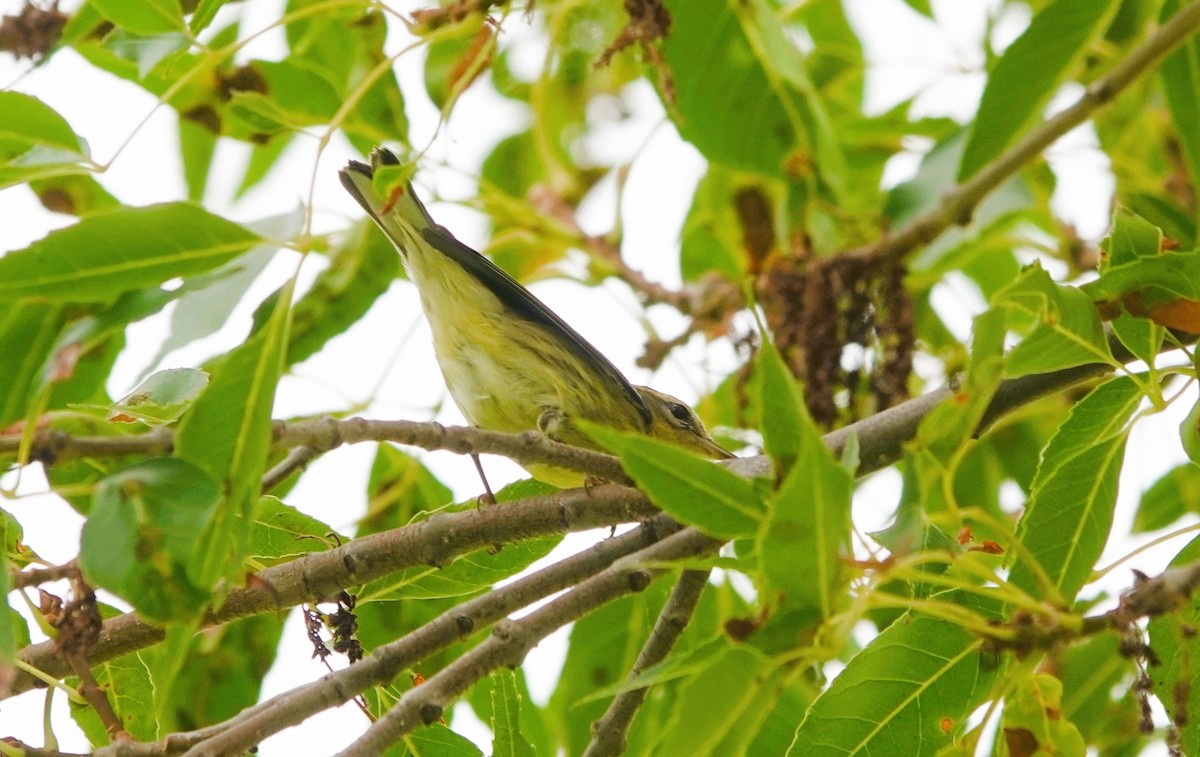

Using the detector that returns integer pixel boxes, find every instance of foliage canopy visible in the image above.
[4,0,1200,754]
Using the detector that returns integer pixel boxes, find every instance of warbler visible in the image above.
[339,148,732,487]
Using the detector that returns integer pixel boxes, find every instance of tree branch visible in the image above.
[261,445,319,492]
[10,560,78,590]
[848,0,1200,264]
[1,418,632,485]
[0,346,1157,706]
[583,568,712,757]
[336,528,722,755]
[162,516,683,757]
[3,485,657,699]
[0,739,88,757]
[985,557,1200,652]
[529,186,742,318]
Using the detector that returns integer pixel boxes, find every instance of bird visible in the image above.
[339,147,732,488]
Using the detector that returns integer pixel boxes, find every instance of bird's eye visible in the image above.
[668,402,693,425]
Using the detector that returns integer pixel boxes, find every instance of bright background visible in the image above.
[0,0,1191,752]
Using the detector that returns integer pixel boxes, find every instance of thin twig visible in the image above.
[987,557,1200,652]
[4,485,657,699]
[9,560,77,590]
[0,739,89,757]
[335,528,722,755]
[1,418,631,485]
[168,516,682,757]
[529,187,743,318]
[850,0,1200,264]
[261,446,318,492]
[584,568,713,757]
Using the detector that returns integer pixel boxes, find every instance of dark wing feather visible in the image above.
[418,223,652,429]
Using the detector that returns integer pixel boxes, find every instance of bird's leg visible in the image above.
[471,453,496,506]
[541,406,610,502]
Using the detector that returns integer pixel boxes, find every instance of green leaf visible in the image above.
[176,281,293,585]
[247,495,343,567]
[69,640,160,745]
[287,218,401,366]
[0,203,262,302]
[1101,208,1167,362]
[490,669,536,757]
[754,339,810,476]
[403,724,486,756]
[908,308,1006,513]
[1000,674,1086,756]
[0,507,27,571]
[1082,250,1200,312]
[0,92,91,189]
[657,641,772,754]
[753,340,852,622]
[0,557,12,662]
[994,262,1114,377]
[586,425,765,539]
[189,0,231,34]
[141,624,196,733]
[890,129,1042,281]
[958,0,1120,179]
[79,458,221,621]
[109,368,209,425]
[1161,0,1200,224]
[358,464,557,601]
[1103,207,1164,268]
[0,302,66,429]
[360,534,560,602]
[28,173,120,216]
[745,676,818,754]
[547,579,673,755]
[481,131,545,201]
[179,117,218,202]
[710,667,794,754]
[757,450,851,626]
[467,669,551,757]
[1126,191,1196,250]
[235,135,293,199]
[661,0,843,186]
[1008,376,1143,604]
[283,2,407,152]
[424,19,491,111]
[0,91,86,159]
[1058,634,1140,748]
[900,0,933,17]
[1133,463,1200,532]
[160,614,285,731]
[144,245,277,373]
[1148,534,1200,755]
[582,636,728,702]
[359,444,455,535]
[787,596,1000,754]
[342,67,409,154]
[90,0,185,35]
[1182,397,1200,464]
[99,654,159,741]
[680,166,771,282]
[237,59,343,131]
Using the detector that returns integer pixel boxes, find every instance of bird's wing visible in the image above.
[339,151,652,429]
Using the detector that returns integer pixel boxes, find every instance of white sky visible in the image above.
[0,0,1190,753]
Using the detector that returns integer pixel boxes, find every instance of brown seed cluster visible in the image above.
[0,1,66,61]
[758,253,914,428]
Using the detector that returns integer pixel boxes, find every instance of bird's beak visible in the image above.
[702,437,736,460]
